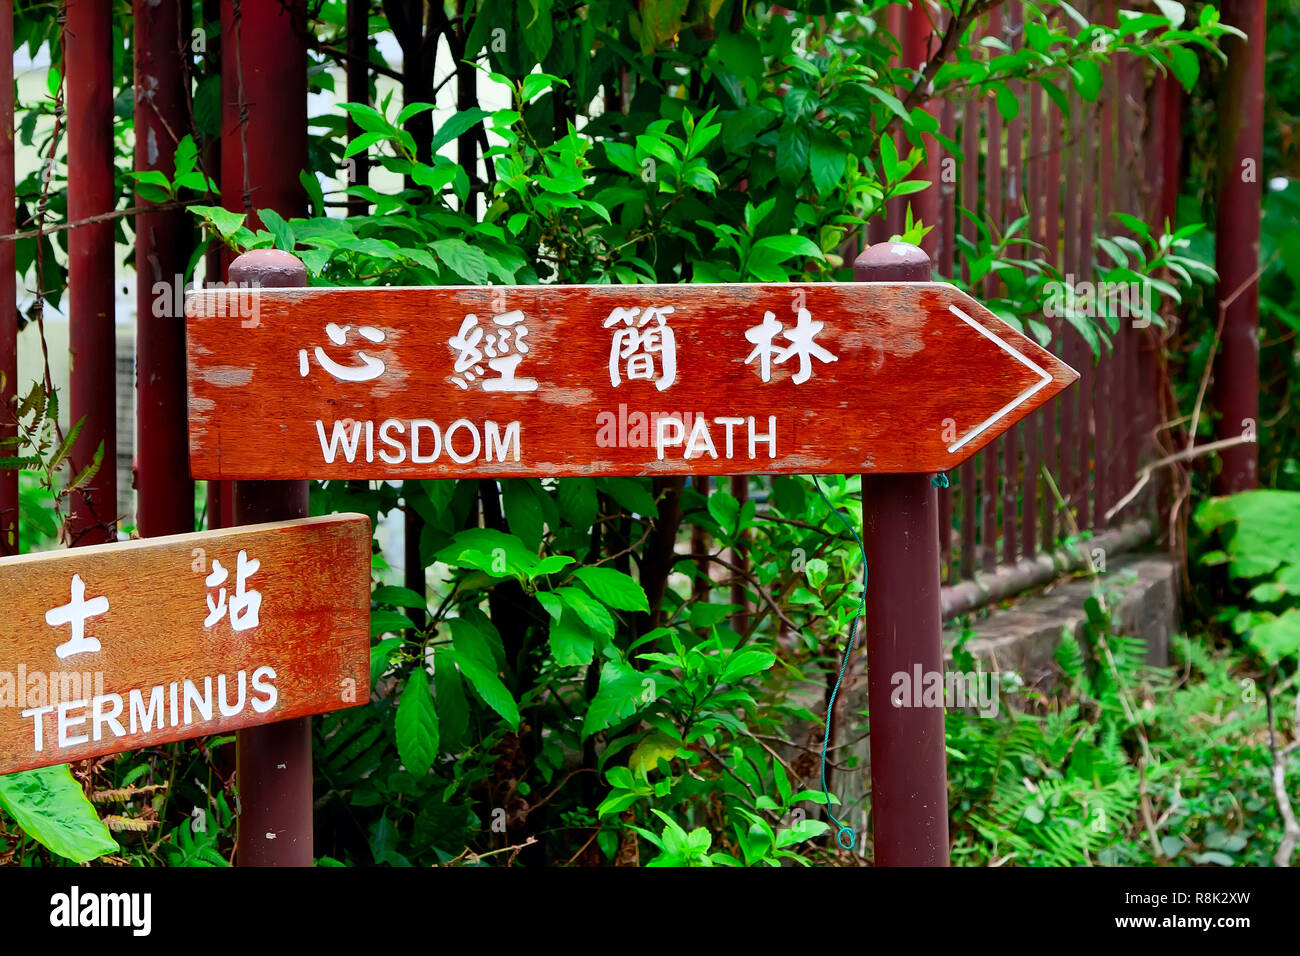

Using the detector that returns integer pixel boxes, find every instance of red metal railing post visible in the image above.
[1026,71,1045,560]
[1042,89,1061,552]
[903,2,939,260]
[0,0,16,556]
[906,1,952,581]
[215,0,307,536]
[228,249,314,866]
[221,0,311,866]
[855,242,949,866]
[1212,0,1263,494]
[65,0,117,546]
[959,94,978,579]
[220,0,307,222]
[135,0,195,538]
[345,0,371,217]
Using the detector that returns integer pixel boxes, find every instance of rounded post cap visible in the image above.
[853,241,931,281]
[228,248,307,288]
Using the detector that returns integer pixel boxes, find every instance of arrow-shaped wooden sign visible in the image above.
[186,282,1076,480]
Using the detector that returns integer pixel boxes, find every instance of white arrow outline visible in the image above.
[946,304,1053,455]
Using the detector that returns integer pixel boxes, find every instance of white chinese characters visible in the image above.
[743,308,838,384]
[204,550,263,632]
[448,311,538,392]
[46,574,110,660]
[605,306,677,391]
[300,323,387,382]
[292,300,841,410]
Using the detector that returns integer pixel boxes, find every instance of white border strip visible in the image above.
[947,304,1053,454]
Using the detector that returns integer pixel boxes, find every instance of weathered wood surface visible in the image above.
[186,281,1077,480]
[0,515,370,774]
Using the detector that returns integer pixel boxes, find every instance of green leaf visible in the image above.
[372,585,428,610]
[556,585,615,637]
[173,171,214,192]
[434,648,469,749]
[636,134,675,165]
[501,479,545,550]
[583,661,650,737]
[436,527,540,579]
[370,637,402,685]
[888,179,931,198]
[1192,850,1235,867]
[344,130,387,158]
[531,554,576,578]
[688,603,733,628]
[751,234,822,263]
[775,817,831,848]
[131,169,173,193]
[630,731,681,775]
[537,591,564,621]
[429,108,490,155]
[395,667,439,776]
[1247,610,1300,666]
[0,765,118,863]
[192,205,247,241]
[879,132,899,182]
[1168,46,1199,91]
[396,101,437,127]
[521,72,566,104]
[597,477,658,516]
[548,607,596,666]
[573,566,650,612]
[1194,491,1300,580]
[338,102,390,134]
[1069,61,1103,101]
[865,85,911,123]
[300,169,326,217]
[1024,21,1051,52]
[712,31,763,78]
[448,612,501,670]
[774,759,792,805]
[633,0,689,54]
[604,141,640,176]
[371,608,416,638]
[451,651,520,729]
[995,83,1020,122]
[431,238,490,284]
[557,476,598,528]
[257,208,295,252]
[775,124,809,185]
[721,648,776,682]
[809,131,847,196]
[707,489,740,532]
[520,0,555,60]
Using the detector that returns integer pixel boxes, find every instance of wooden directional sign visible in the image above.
[186,282,1076,480]
[0,515,370,775]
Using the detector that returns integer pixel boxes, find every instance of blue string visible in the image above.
[812,471,948,852]
[812,475,867,851]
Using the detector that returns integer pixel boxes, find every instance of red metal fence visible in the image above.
[891,3,1179,617]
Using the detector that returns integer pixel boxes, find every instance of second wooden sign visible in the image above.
[0,515,371,775]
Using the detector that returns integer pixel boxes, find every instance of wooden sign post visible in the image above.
[187,244,1078,866]
[0,514,370,776]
